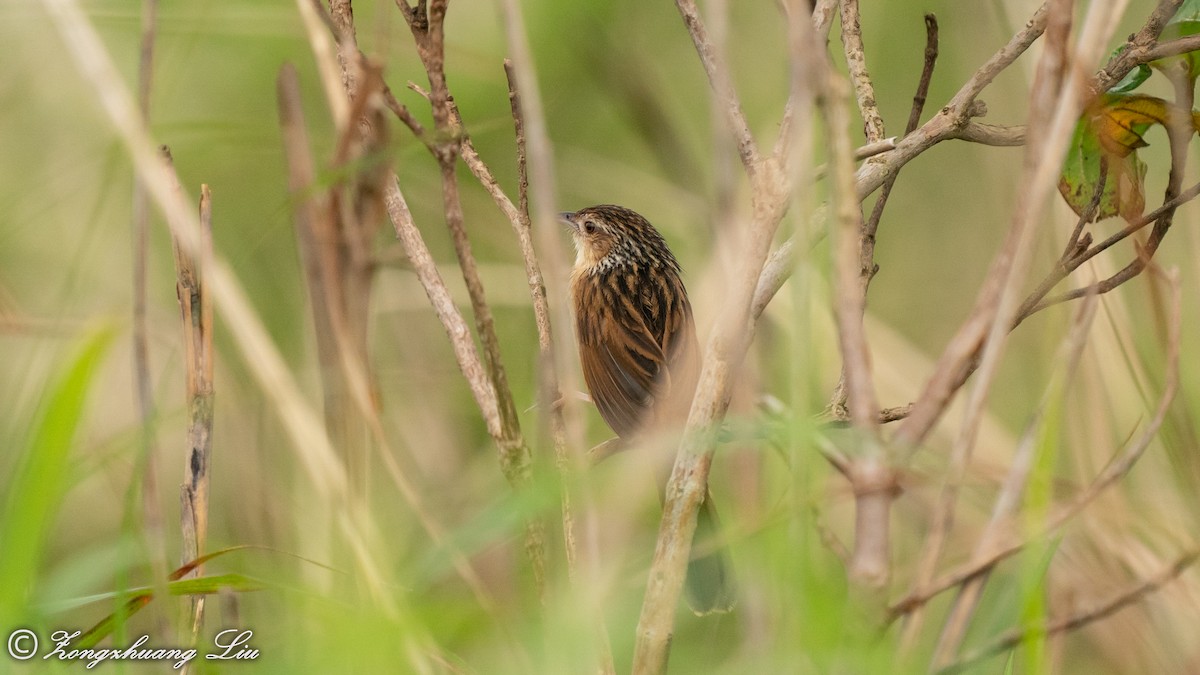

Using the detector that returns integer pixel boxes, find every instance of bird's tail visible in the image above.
[684,489,736,615]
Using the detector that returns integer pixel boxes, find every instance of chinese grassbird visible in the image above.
[561,204,735,615]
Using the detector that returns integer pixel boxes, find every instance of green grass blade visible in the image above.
[0,325,115,624]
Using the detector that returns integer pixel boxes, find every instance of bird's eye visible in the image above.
[583,220,598,234]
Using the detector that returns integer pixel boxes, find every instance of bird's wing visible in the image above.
[578,280,668,438]
[643,271,697,393]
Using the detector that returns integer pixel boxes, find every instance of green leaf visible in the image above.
[1057,94,1200,223]
[1058,113,1147,223]
[1110,63,1151,93]
[0,325,115,624]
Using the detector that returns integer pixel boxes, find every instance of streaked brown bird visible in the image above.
[561,204,735,615]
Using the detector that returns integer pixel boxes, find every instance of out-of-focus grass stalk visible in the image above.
[36,0,413,658]
[0,325,114,626]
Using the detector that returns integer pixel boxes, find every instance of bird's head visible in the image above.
[559,205,673,274]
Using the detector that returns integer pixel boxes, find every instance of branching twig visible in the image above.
[952,122,1027,146]
[1019,63,1197,320]
[758,0,1194,345]
[904,0,1073,623]
[1093,0,1186,93]
[393,0,549,596]
[853,2,1050,201]
[897,3,1128,656]
[892,0,1135,450]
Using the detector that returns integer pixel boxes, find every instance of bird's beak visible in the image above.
[558,211,579,232]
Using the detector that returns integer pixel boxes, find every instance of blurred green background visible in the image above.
[2,0,1200,673]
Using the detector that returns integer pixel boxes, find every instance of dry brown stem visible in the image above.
[167,156,215,643]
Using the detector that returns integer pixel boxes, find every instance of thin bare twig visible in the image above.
[1141,32,1200,63]
[854,2,1050,201]
[129,0,169,638]
[860,14,937,296]
[839,0,886,143]
[440,67,578,578]
[948,37,1200,150]
[401,0,529,475]
[674,0,762,176]
[953,122,1027,146]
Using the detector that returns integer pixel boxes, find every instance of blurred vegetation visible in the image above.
[2,0,1200,673]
